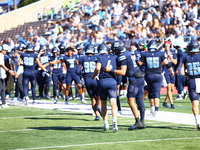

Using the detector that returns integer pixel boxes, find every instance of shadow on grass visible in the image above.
[27,126,125,133]
[24,112,94,121]
[47,112,93,116]
[137,125,195,131]
[24,117,91,121]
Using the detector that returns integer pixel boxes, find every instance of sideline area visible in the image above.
[6,98,195,126]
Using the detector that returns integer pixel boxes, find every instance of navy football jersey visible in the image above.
[130,49,141,61]
[77,53,85,61]
[140,50,166,75]
[20,52,38,71]
[117,50,140,77]
[97,54,117,79]
[182,53,200,78]
[49,55,63,74]
[131,49,146,72]
[174,48,186,72]
[79,55,97,77]
[39,52,52,70]
[61,54,78,73]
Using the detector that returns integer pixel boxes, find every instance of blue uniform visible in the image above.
[117,50,145,120]
[118,51,144,98]
[182,53,200,101]
[50,55,65,97]
[175,48,187,96]
[97,54,117,100]
[131,50,147,91]
[79,55,98,97]
[20,52,38,100]
[38,52,52,98]
[61,54,80,85]
[163,49,177,84]
[131,49,146,72]
[140,50,166,99]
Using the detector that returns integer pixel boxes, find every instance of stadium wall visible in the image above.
[0,0,61,33]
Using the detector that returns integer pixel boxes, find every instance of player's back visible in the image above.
[80,55,97,77]
[183,53,200,78]
[141,50,166,75]
[98,54,117,80]
[118,51,139,77]
[20,52,37,71]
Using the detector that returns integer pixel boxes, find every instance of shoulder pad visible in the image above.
[118,55,126,61]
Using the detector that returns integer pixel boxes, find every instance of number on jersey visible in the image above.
[24,57,34,66]
[84,62,96,73]
[186,62,200,76]
[146,57,159,68]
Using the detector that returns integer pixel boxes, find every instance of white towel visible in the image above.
[195,78,200,93]
[162,72,167,87]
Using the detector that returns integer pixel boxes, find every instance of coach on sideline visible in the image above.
[0,45,16,108]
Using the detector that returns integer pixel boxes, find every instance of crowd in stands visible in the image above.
[34,0,200,50]
[0,0,200,50]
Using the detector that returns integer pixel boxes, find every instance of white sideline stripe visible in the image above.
[14,137,200,150]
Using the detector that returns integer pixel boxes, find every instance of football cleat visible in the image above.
[117,111,122,116]
[81,99,87,104]
[104,123,109,131]
[171,104,175,109]
[112,121,118,133]
[140,120,146,129]
[163,102,170,108]
[153,111,158,117]
[150,108,154,116]
[1,104,9,108]
[32,100,37,105]
[23,96,29,105]
[12,97,18,101]
[17,98,23,101]
[175,95,182,100]
[45,95,51,99]
[196,124,200,131]
[128,121,142,130]
[94,116,100,121]
[53,98,58,104]
[65,100,69,105]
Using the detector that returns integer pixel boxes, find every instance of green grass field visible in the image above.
[1,92,200,150]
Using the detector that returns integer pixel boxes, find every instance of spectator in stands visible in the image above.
[0,6,3,15]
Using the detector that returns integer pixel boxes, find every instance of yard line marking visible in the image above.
[14,137,200,150]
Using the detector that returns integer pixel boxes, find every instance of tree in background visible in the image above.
[18,0,39,8]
